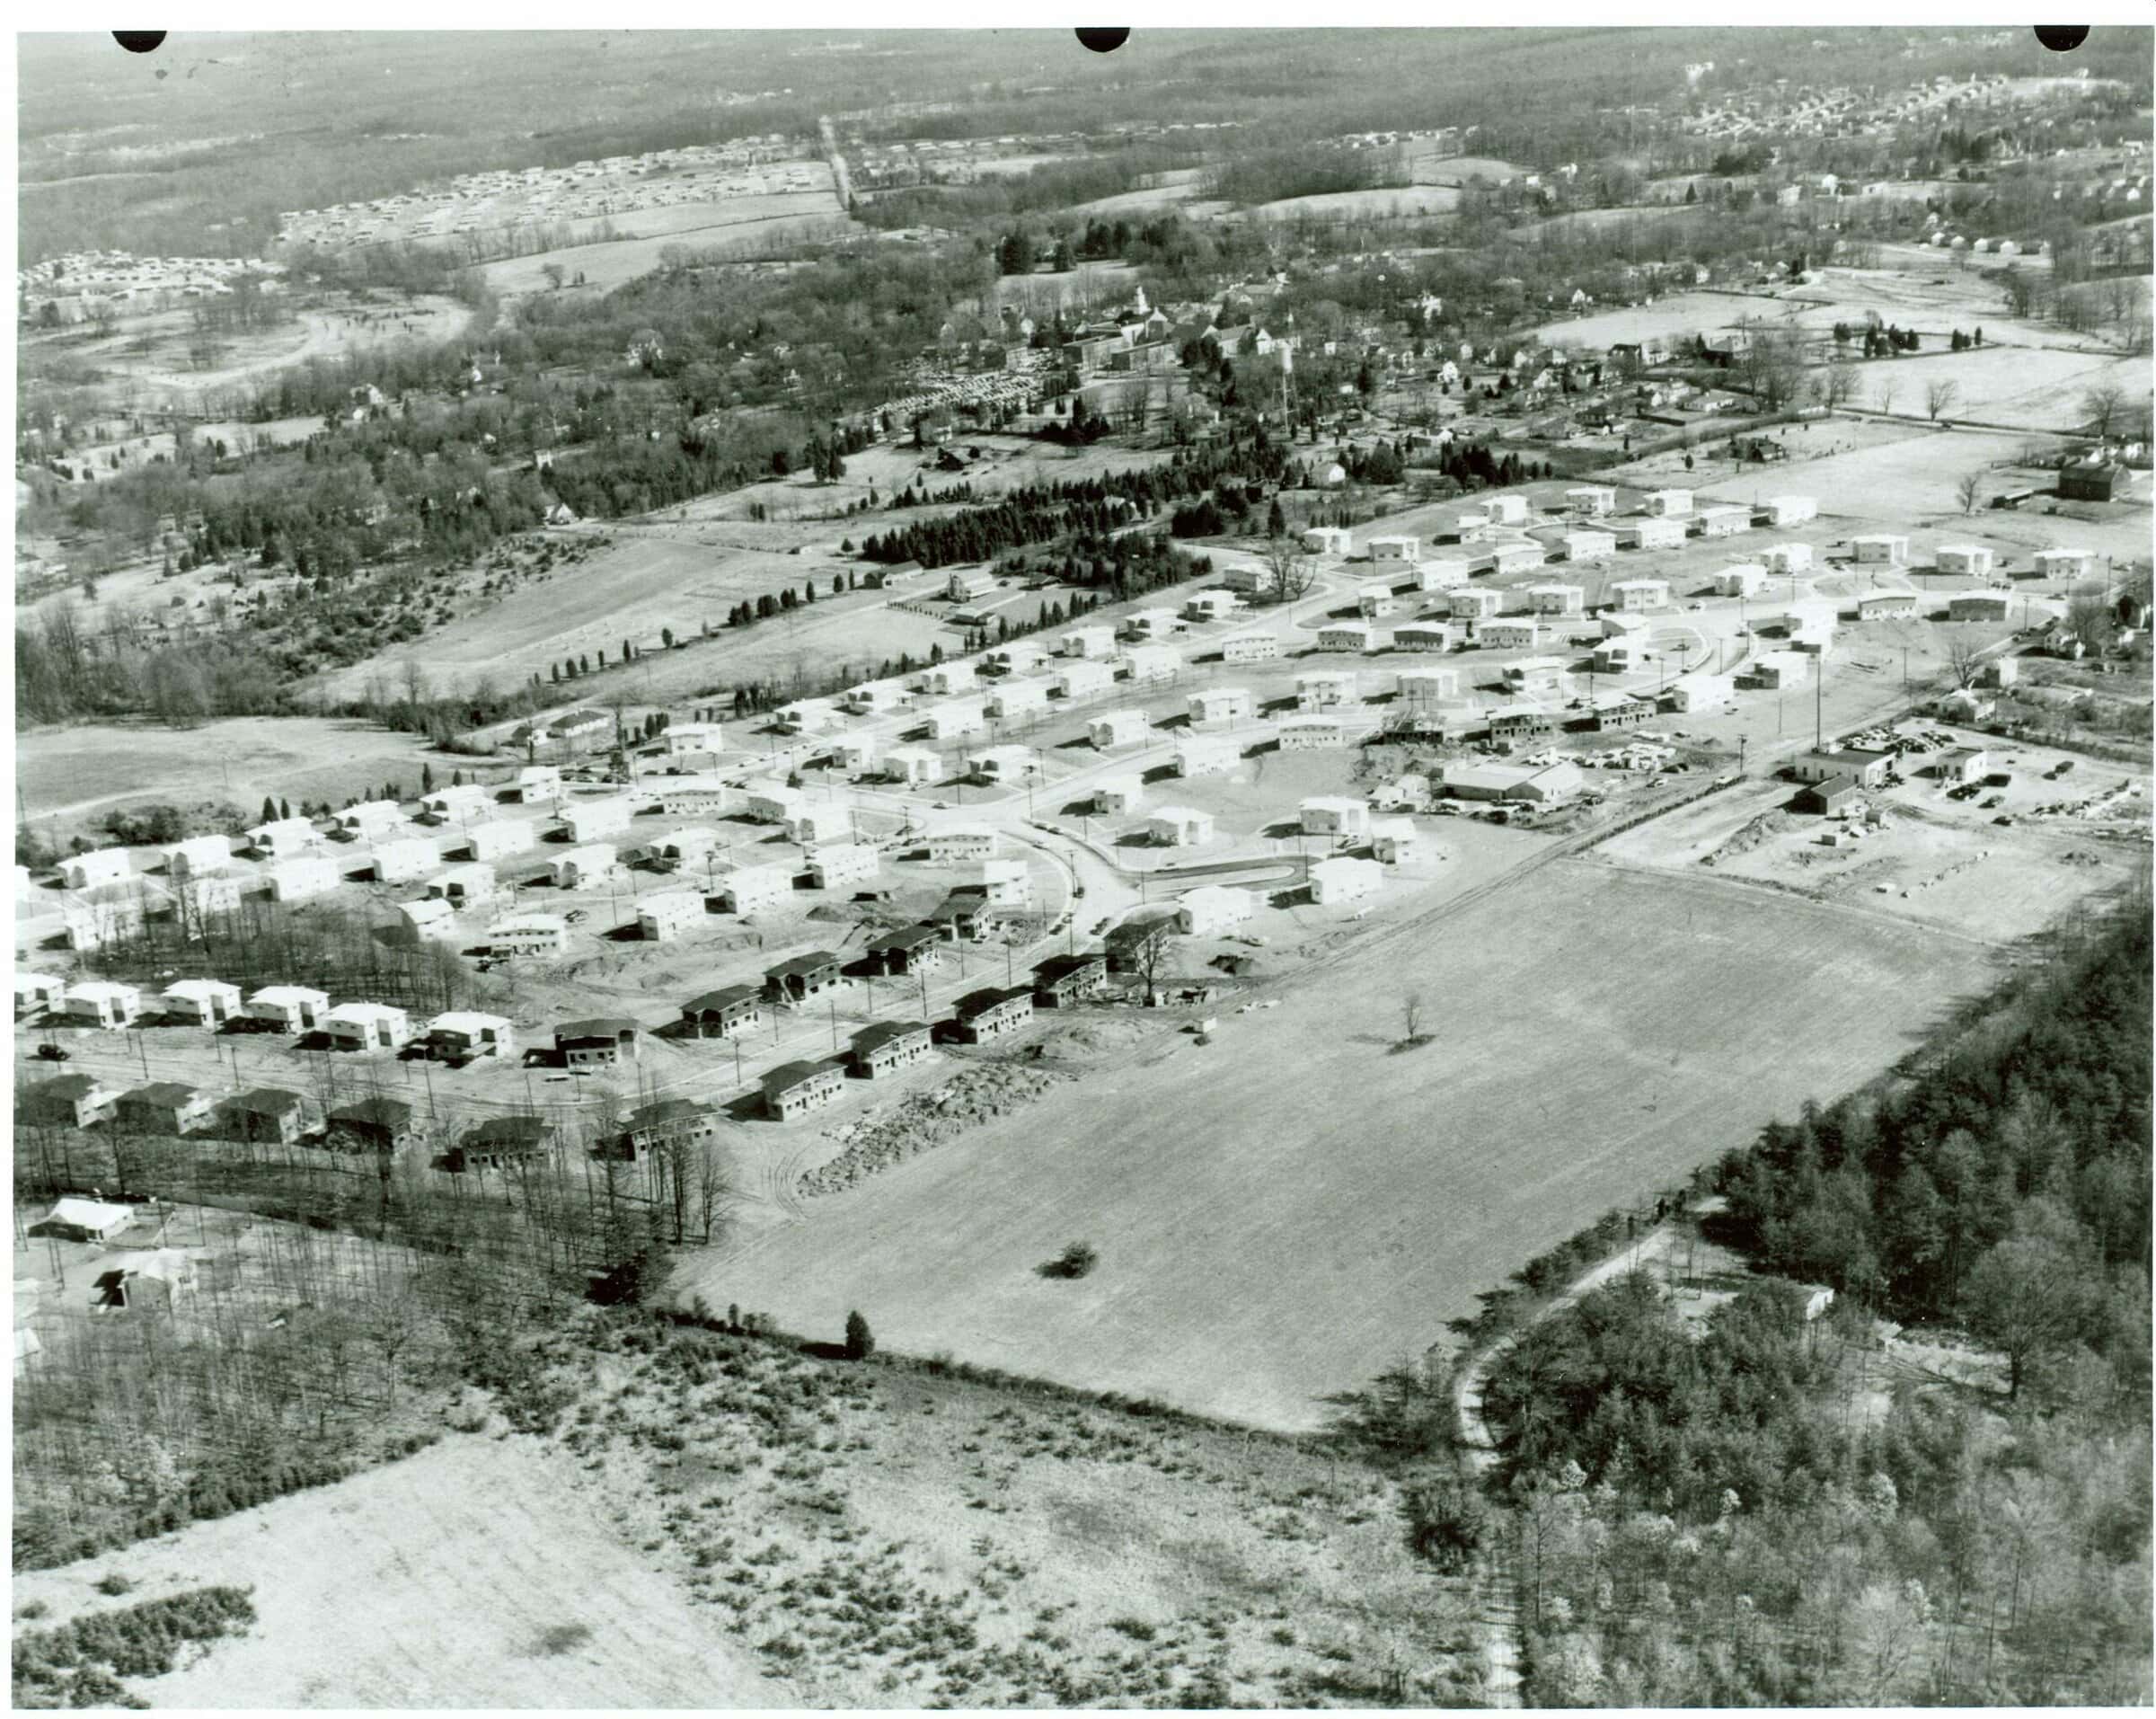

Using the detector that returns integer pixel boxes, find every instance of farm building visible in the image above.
[764,953,843,1004]
[1415,558,1473,592]
[1277,715,1348,749]
[1666,673,1736,712]
[1303,527,1353,555]
[1610,578,1669,612]
[883,744,941,785]
[448,1115,555,1173]
[225,1087,313,1145]
[1948,592,2011,623]
[30,1197,134,1244]
[1090,709,1151,749]
[1621,517,1688,551]
[1931,746,1990,786]
[1796,775,1862,815]
[1763,542,1814,574]
[1763,496,1817,527]
[555,1017,642,1067]
[1857,592,1920,620]
[1567,485,1618,518]
[1393,622,1454,652]
[1790,746,1895,789]
[717,864,791,915]
[334,801,406,839]
[428,863,495,907]
[852,1021,932,1079]
[808,845,880,890]
[115,1082,217,1137]
[1301,796,1372,840]
[1504,655,1569,696]
[547,845,616,890]
[2032,547,2096,580]
[923,699,989,741]
[1478,618,1542,651]
[1308,855,1384,906]
[790,804,854,846]
[1173,734,1242,776]
[1396,668,1462,705]
[160,834,235,880]
[450,820,530,866]
[13,972,66,1016]
[866,926,945,978]
[245,818,320,859]
[976,858,1032,908]
[512,765,564,803]
[2057,462,2124,502]
[247,985,327,1033]
[1489,543,1547,576]
[1145,805,1216,846]
[951,986,1036,1043]
[1368,536,1419,563]
[1222,634,1281,664]
[1640,489,1692,518]
[1184,590,1242,624]
[323,1002,412,1053]
[61,848,131,892]
[1122,643,1184,682]
[1175,885,1258,937]
[21,1076,119,1131]
[1188,687,1255,727]
[1528,583,1586,616]
[560,796,635,844]
[327,1096,420,1155]
[1716,563,1768,597]
[1093,775,1144,814]
[1297,670,1357,711]
[1032,953,1109,1007]
[1356,584,1399,620]
[927,828,998,863]
[1938,544,1995,580]
[487,912,569,959]
[986,678,1053,720]
[1450,589,1501,622]
[637,891,707,941]
[972,750,1039,797]
[1851,534,1910,566]
[1371,819,1419,864]
[370,837,440,886]
[1056,660,1118,699]
[400,897,458,941]
[1060,625,1117,660]
[420,784,490,824]
[681,985,764,1037]
[1317,621,1378,653]
[60,885,155,953]
[1563,532,1617,564]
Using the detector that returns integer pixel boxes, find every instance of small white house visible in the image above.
[1308,855,1384,905]
[1123,608,1179,641]
[743,785,807,826]
[548,845,617,890]
[61,848,132,892]
[927,828,999,864]
[828,734,879,775]
[1175,885,1257,936]
[1527,583,1586,616]
[1610,579,1669,612]
[1478,618,1542,650]
[1055,660,1118,700]
[245,818,320,859]
[1416,558,1474,592]
[371,837,440,886]
[64,980,146,1031]
[488,912,570,959]
[427,1010,518,1060]
[266,855,340,902]
[334,801,406,839]
[1093,774,1144,813]
[1120,643,1182,683]
[1183,589,1242,625]
[1301,796,1372,840]
[1060,625,1117,660]
[248,984,329,1033]
[1368,536,1420,563]
[420,784,491,824]
[1393,621,1454,652]
[1567,485,1618,518]
[808,844,880,890]
[1563,532,1618,565]
[1852,534,1910,566]
[1173,735,1241,776]
[1296,670,1358,711]
[790,804,854,846]
[323,1001,412,1053]
[1090,709,1151,749]
[1937,543,1994,579]
[1626,517,1689,551]
[14,971,67,1017]
[1763,495,1817,527]
[990,642,1051,677]
[559,795,635,844]
[1396,667,1462,705]
[464,819,535,864]
[1858,591,1920,620]
[1484,494,1530,527]
[1667,672,1737,713]
[1277,715,1348,749]
[883,744,941,785]
[1763,542,1814,575]
[717,864,791,915]
[1641,488,1692,518]
[1489,543,1547,576]
[923,698,988,741]
[1145,804,1215,846]
[1371,818,1420,864]
[637,891,707,941]
[1222,634,1281,663]
[400,896,459,941]
[512,765,565,803]
[923,660,979,696]
[966,745,1039,785]
[986,678,1054,720]
[427,862,496,907]
[1697,504,1753,538]
[1356,583,1399,620]
[1303,527,1353,556]
[841,681,908,716]
[2032,547,2096,580]
[773,698,838,736]
[1716,563,1769,597]
[1188,687,1255,727]
[1317,621,1377,653]
[976,857,1031,907]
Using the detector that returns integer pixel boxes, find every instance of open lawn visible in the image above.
[480,203,854,300]
[687,856,2000,1431]
[7,1435,788,1709]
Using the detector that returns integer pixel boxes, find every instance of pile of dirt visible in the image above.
[1028,1015,1156,1064]
[1701,809,1790,867]
[800,1061,1072,1197]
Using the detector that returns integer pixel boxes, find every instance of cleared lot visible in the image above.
[690,855,2000,1431]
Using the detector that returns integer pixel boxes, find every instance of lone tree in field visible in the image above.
[1923,377,1960,423]
[2081,383,2127,442]
[1954,468,1984,516]
[843,1309,875,1360]
[1041,1240,1098,1279]
[1126,917,1179,1007]
[1400,989,1430,1048]
[1262,538,1317,607]
[1819,361,1860,414]
[1945,635,1985,690]
[1873,376,1900,417]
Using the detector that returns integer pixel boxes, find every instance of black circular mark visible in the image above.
[113,31,167,53]
[2034,25,2089,51]
[1075,27,1129,54]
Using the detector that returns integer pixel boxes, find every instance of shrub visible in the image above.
[93,1573,133,1598]
[1041,1241,1099,1280]
[843,1310,875,1361]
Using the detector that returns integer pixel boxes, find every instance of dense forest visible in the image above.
[1481,897,2153,1706]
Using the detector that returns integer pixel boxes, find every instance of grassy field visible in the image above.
[479,204,854,300]
[8,1435,787,1708]
[1252,186,1460,221]
[1411,154,1526,185]
[1859,346,2152,432]
[686,855,2001,1431]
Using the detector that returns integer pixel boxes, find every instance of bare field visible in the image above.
[8,1435,788,1709]
[689,857,2000,1431]
[1860,346,2151,432]
[1523,290,1752,351]
[1412,154,1527,185]
[1252,186,1460,221]
[480,203,854,299]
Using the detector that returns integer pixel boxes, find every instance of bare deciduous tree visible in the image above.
[2081,383,2126,442]
[1945,635,1984,690]
[1954,469,1984,516]
[1923,378,1960,423]
[1262,538,1318,606]
[1873,376,1900,417]
[1821,361,1860,413]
